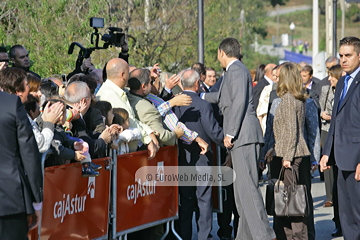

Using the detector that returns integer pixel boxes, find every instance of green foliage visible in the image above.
[242,51,280,70]
[1,0,280,77]
[346,3,360,22]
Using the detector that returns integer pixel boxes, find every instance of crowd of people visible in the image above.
[0,36,359,240]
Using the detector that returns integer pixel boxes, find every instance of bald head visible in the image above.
[106,58,129,89]
[265,63,276,80]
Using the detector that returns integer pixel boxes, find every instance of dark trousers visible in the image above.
[324,166,334,202]
[337,169,360,239]
[332,165,341,229]
[0,213,28,240]
[217,182,239,239]
[178,184,212,240]
[217,146,239,239]
[270,156,314,240]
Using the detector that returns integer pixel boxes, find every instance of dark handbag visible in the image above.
[274,167,309,217]
[265,178,277,216]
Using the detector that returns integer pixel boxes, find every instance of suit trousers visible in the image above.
[337,170,360,240]
[178,183,212,240]
[270,156,313,240]
[217,146,239,239]
[324,166,334,202]
[0,213,28,240]
[332,165,341,229]
[231,143,276,240]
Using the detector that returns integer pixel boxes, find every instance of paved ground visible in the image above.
[190,170,344,240]
[267,5,312,17]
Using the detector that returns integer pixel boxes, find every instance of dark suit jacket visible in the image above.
[209,76,223,93]
[159,85,182,101]
[71,108,107,158]
[83,107,106,138]
[204,60,263,149]
[198,81,210,93]
[323,69,360,170]
[253,77,270,112]
[173,91,224,166]
[307,78,321,109]
[0,92,42,216]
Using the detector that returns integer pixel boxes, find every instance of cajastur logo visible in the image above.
[87,177,96,199]
[53,177,96,223]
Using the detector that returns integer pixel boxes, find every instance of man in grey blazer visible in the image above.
[203,38,275,240]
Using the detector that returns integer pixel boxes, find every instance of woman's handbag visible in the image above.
[274,167,309,217]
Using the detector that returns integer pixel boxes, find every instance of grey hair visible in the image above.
[325,56,340,64]
[181,69,199,89]
[64,81,90,103]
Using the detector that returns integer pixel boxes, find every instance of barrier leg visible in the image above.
[110,149,117,240]
[171,220,182,240]
[159,222,170,240]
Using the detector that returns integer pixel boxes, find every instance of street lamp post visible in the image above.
[289,22,296,51]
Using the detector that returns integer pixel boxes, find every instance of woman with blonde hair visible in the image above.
[263,62,315,239]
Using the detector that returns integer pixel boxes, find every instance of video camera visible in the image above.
[67,17,127,78]
[89,17,126,48]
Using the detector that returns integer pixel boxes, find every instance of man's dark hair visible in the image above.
[301,65,313,76]
[93,100,113,125]
[191,63,206,76]
[254,64,266,82]
[24,94,39,114]
[0,46,7,53]
[0,67,27,94]
[339,36,360,54]
[219,38,241,58]
[128,68,151,91]
[41,79,59,100]
[9,45,25,59]
[205,67,215,73]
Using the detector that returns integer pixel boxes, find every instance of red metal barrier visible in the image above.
[116,146,178,235]
[34,158,111,240]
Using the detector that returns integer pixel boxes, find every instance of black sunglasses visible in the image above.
[0,59,9,63]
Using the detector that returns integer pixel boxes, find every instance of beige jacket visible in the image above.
[127,92,176,146]
[96,80,153,151]
[273,93,310,160]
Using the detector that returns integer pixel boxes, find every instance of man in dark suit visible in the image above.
[320,36,360,240]
[203,38,275,240]
[0,90,43,239]
[318,56,340,89]
[173,69,224,240]
[301,65,321,108]
[252,63,276,112]
[64,81,114,161]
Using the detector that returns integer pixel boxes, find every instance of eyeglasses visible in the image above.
[0,59,9,63]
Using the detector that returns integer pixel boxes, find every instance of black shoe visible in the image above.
[331,228,342,237]
[90,162,102,170]
[82,163,100,177]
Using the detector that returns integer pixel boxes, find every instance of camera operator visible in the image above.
[9,45,41,79]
